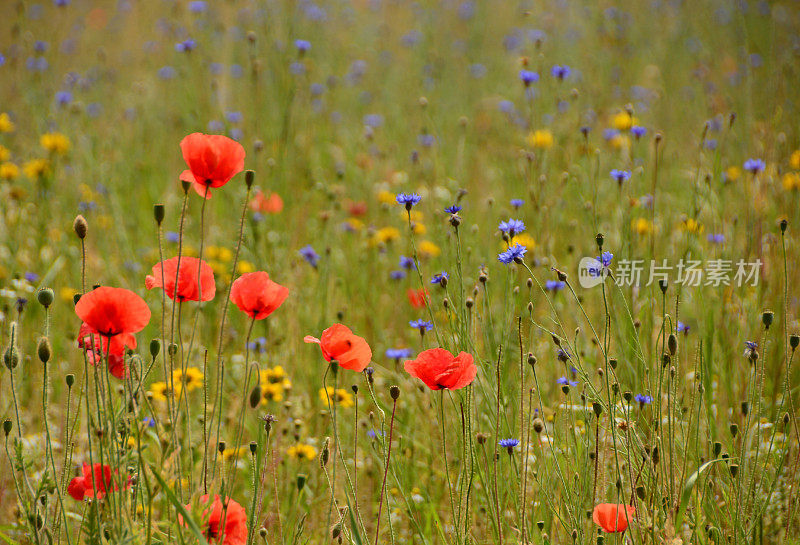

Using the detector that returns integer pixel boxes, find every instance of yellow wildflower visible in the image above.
[526,129,554,149]
[23,158,50,179]
[345,217,364,231]
[287,444,317,460]
[260,383,284,403]
[512,233,536,249]
[631,218,652,235]
[237,260,255,274]
[319,387,354,408]
[782,172,800,191]
[149,381,181,402]
[417,240,441,258]
[377,190,396,205]
[0,113,15,133]
[60,287,77,303]
[173,367,204,392]
[0,145,9,161]
[40,132,71,155]
[681,218,703,234]
[790,150,800,170]
[371,226,401,245]
[0,162,19,180]
[611,111,637,131]
[724,166,741,182]
[412,223,427,235]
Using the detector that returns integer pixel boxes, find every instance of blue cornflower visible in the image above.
[396,193,422,210]
[399,256,416,270]
[188,1,207,12]
[208,120,224,132]
[444,205,462,214]
[556,348,571,362]
[603,128,620,140]
[634,394,652,405]
[430,272,449,285]
[498,244,527,264]
[289,61,305,75]
[295,39,311,53]
[551,65,570,80]
[744,158,765,174]
[556,376,578,387]
[418,134,435,147]
[363,114,383,127]
[165,231,180,243]
[25,272,40,283]
[498,438,520,449]
[299,245,319,267]
[519,70,539,86]
[707,233,724,244]
[610,169,631,183]
[143,417,156,427]
[409,319,434,332]
[367,429,384,438]
[175,38,196,53]
[745,341,758,350]
[599,251,613,267]
[225,111,243,124]
[55,91,72,106]
[498,218,525,236]
[677,321,690,334]
[158,66,176,79]
[230,64,243,78]
[545,280,565,291]
[631,126,647,138]
[389,270,406,281]
[510,198,524,209]
[498,100,515,114]
[385,348,413,360]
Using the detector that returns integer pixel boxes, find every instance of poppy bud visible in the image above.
[149,339,160,359]
[320,438,330,467]
[741,401,749,416]
[636,485,645,500]
[532,418,544,434]
[389,385,400,400]
[73,293,81,306]
[37,288,54,309]
[729,464,738,477]
[3,347,18,370]
[783,412,790,425]
[592,402,602,418]
[623,391,632,402]
[762,310,774,329]
[652,445,660,464]
[662,353,670,367]
[249,441,257,455]
[730,423,739,437]
[712,441,722,457]
[249,385,262,408]
[780,219,788,233]
[790,334,799,350]
[180,179,191,193]
[168,343,178,356]
[153,204,165,225]
[609,358,617,369]
[297,473,307,492]
[37,337,51,363]
[73,215,88,239]
[536,521,545,531]
[218,441,226,454]
[66,373,75,388]
[595,233,604,250]
[3,419,11,436]
[245,170,255,188]
[668,334,677,356]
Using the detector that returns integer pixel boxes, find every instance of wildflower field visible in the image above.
[2,1,800,544]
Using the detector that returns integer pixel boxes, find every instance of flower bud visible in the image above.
[389,385,400,400]
[762,310,774,330]
[37,337,51,363]
[245,170,255,188]
[36,288,54,309]
[153,204,165,225]
[149,339,160,359]
[595,232,604,250]
[73,215,88,239]
[66,374,75,388]
[297,473,307,492]
[249,385,262,408]
[3,419,12,436]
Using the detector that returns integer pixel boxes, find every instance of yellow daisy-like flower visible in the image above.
[345,217,364,231]
[205,246,220,260]
[237,260,255,274]
[412,223,427,235]
[371,226,401,245]
[173,367,204,392]
[511,233,536,249]
[609,134,630,150]
[631,217,652,235]
[40,132,71,155]
[782,172,800,191]
[724,166,741,182]
[0,113,15,133]
[681,218,703,234]
[149,381,181,402]
[377,190,396,205]
[23,158,50,180]
[287,443,317,460]
[319,387,355,408]
[260,365,288,384]
[417,240,441,259]
[790,150,800,170]
[0,145,10,162]
[60,287,78,303]
[526,129,554,149]
[611,112,637,131]
[222,445,249,461]
[0,162,19,181]
[260,382,284,403]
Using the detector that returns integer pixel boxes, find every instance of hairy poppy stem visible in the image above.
[375,395,397,544]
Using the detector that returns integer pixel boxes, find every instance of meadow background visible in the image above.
[1,0,800,544]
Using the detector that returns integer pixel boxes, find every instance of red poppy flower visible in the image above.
[77,322,131,379]
[67,463,125,500]
[184,494,247,545]
[179,133,246,199]
[230,272,289,320]
[75,286,151,338]
[407,288,428,308]
[347,200,367,216]
[403,348,477,390]
[145,257,216,302]
[249,190,284,214]
[304,323,372,372]
[592,503,635,533]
